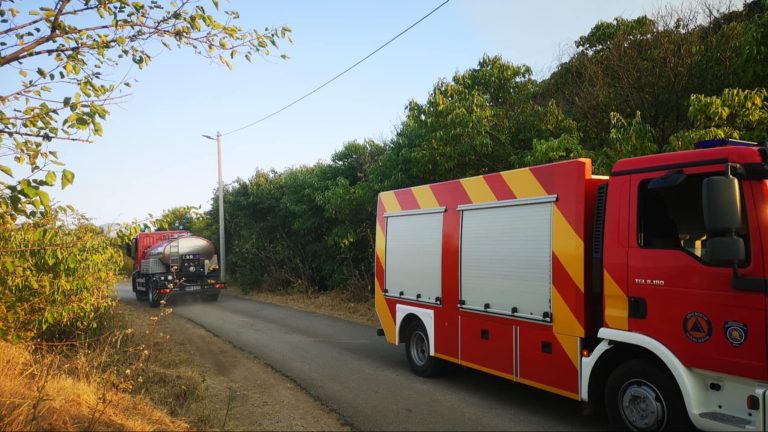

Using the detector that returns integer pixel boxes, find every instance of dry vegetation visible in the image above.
[228,285,378,327]
[1,296,350,431]
[0,332,185,431]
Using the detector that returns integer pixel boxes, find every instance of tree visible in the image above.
[669,88,768,150]
[540,2,768,150]
[376,55,576,188]
[0,0,291,225]
[152,205,203,231]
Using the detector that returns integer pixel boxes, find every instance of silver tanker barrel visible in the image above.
[145,235,216,264]
[141,235,218,275]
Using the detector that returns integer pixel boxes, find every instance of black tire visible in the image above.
[203,292,220,302]
[404,320,440,377]
[605,359,692,431]
[132,272,148,301]
[148,279,161,308]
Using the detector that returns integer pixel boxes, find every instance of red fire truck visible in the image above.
[127,231,225,307]
[374,139,767,431]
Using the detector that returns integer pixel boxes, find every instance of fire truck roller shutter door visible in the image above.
[459,196,555,319]
[384,209,444,304]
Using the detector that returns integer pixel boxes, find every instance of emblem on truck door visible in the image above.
[683,311,712,343]
[723,321,748,347]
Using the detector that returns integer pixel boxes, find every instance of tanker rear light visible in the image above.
[214,282,226,289]
[159,288,171,295]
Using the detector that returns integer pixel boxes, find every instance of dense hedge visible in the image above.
[0,213,122,342]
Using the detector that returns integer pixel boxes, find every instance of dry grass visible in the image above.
[120,302,217,429]
[0,339,185,431]
[119,298,349,431]
[228,286,378,327]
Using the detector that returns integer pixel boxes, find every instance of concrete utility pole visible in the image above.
[203,132,226,282]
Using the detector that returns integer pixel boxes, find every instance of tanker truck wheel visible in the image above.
[148,279,161,308]
[132,272,148,301]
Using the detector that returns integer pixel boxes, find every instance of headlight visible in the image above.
[189,266,196,272]
[167,275,173,281]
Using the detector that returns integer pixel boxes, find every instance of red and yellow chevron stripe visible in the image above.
[375,159,593,398]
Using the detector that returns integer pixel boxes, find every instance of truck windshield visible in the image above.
[637,172,749,266]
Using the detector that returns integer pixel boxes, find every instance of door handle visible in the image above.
[629,297,647,319]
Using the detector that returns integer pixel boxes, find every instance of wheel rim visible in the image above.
[409,330,429,367]
[619,379,666,431]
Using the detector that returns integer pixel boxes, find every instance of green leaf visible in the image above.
[61,169,75,189]
[38,190,50,207]
[45,171,56,185]
[0,165,12,177]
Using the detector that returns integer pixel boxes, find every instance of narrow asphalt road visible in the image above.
[117,282,609,431]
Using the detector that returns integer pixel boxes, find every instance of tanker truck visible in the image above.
[126,231,226,307]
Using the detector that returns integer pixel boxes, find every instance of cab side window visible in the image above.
[637,173,748,266]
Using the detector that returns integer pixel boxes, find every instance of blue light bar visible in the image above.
[695,138,758,149]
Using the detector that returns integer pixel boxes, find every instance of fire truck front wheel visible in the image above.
[605,359,691,431]
[405,320,440,377]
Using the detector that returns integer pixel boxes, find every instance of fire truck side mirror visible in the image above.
[124,243,133,259]
[702,176,745,265]
[703,176,741,235]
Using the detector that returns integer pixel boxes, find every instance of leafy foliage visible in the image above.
[377,55,577,186]
[0,210,122,342]
[152,205,204,232]
[669,88,768,150]
[540,1,768,149]
[0,0,291,224]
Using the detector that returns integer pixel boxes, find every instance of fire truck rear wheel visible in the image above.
[605,359,691,431]
[405,320,440,377]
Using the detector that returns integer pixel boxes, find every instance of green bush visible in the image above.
[0,212,122,342]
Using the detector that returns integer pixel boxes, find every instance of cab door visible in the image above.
[626,166,767,381]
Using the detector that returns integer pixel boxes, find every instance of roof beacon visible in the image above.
[694,138,758,149]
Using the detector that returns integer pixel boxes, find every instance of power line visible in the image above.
[222,0,450,137]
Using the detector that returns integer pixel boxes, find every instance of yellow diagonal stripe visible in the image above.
[411,185,440,209]
[500,168,547,198]
[460,176,496,203]
[375,222,386,267]
[604,271,628,330]
[552,286,585,338]
[554,333,580,374]
[379,191,401,212]
[553,212,584,291]
[374,218,395,343]
[501,168,584,291]
[375,278,396,344]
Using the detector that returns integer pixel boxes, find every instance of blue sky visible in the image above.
[45,0,688,225]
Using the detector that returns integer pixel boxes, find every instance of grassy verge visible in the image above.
[0,322,186,431]
[227,286,378,327]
